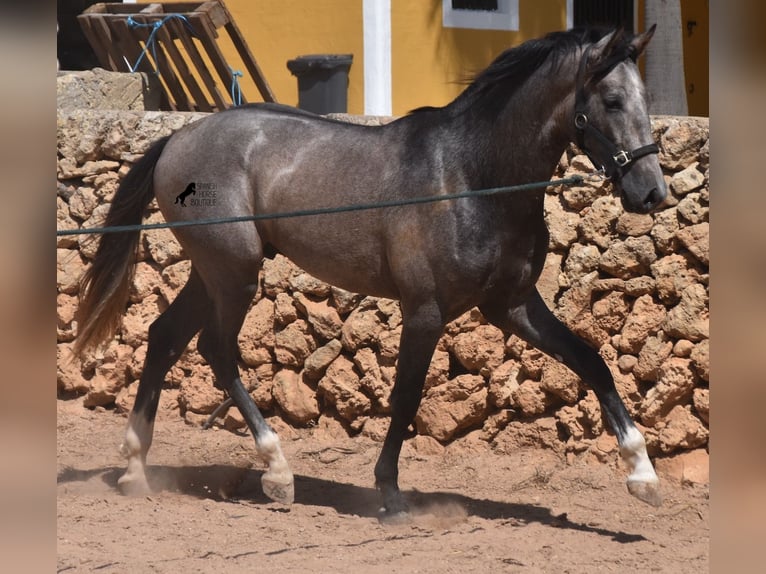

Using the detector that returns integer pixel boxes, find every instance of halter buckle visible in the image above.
[574,113,588,130]
[613,150,632,167]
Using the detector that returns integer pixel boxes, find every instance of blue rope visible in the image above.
[230,69,243,106]
[126,14,195,74]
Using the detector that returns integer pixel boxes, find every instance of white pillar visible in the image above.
[363,0,392,116]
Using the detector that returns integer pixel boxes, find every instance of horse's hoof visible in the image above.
[378,508,411,525]
[627,478,663,507]
[261,470,294,505]
[117,472,151,496]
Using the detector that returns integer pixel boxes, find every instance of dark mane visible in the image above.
[438,27,626,116]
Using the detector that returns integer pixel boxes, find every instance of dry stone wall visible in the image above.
[57,109,709,471]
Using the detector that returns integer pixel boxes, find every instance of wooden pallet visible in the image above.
[78,1,275,112]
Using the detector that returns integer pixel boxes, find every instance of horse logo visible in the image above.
[175,182,196,206]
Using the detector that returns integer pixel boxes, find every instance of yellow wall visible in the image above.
[132,0,706,117]
[225,0,364,113]
[390,0,567,113]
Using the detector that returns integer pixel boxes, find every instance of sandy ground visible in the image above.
[57,398,708,573]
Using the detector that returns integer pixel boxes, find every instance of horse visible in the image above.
[174,182,196,206]
[74,26,666,520]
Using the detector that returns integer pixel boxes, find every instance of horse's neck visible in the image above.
[455,73,575,187]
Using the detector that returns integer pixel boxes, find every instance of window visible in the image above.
[443,0,519,31]
[573,0,635,31]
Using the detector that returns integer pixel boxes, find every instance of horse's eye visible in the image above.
[604,96,623,111]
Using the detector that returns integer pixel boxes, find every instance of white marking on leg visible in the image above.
[256,430,294,505]
[620,426,663,506]
[117,413,154,495]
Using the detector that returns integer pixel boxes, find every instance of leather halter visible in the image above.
[573,44,659,178]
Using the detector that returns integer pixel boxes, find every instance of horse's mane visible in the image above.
[418,27,634,117]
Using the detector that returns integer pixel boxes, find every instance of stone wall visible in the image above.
[57,109,709,473]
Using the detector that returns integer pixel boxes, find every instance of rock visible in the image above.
[57,68,160,111]
[274,293,298,326]
[272,369,320,425]
[690,339,709,382]
[129,261,162,303]
[289,270,331,298]
[341,306,384,351]
[693,388,709,424]
[650,207,680,255]
[540,360,581,404]
[672,339,695,358]
[657,405,709,454]
[640,357,697,426]
[57,343,92,394]
[178,366,223,414]
[617,354,637,373]
[274,320,317,367]
[488,360,522,408]
[618,294,667,354]
[377,325,402,363]
[331,287,365,315]
[354,347,391,411]
[544,195,579,249]
[651,254,702,305]
[425,346,450,389]
[492,417,563,453]
[318,355,371,421]
[634,334,674,382]
[159,260,191,302]
[675,222,709,266]
[520,348,547,380]
[142,212,184,266]
[84,342,134,407]
[562,244,601,283]
[360,416,389,442]
[655,448,709,485]
[415,374,488,441]
[262,254,296,297]
[120,293,165,347]
[669,163,705,196]
[537,252,563,307]
[676,193,708,225]
[304,339,343,380]
[511,380,548,416]
[450,324,505,376]
[616,212,654,236]
[294,293,343,341]
[579,196,622,249]
[238,297,275,367]
[624,276,656,296]
[598,236,657,279]
[664,284,709,342]
[660,118,708,170]
[57,248,86,295]
[68,186,99,221]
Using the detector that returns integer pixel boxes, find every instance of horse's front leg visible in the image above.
[374,300,445,521]
[481,288,662,507]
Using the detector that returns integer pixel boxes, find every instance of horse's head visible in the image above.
[573,26,666,214]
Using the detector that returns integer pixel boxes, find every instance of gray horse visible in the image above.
[75,26,665,520]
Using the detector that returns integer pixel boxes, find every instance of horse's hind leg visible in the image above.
[374,299,445,520]
[118,269,207,495]
[196,272,294,505]
[481,288,662,507]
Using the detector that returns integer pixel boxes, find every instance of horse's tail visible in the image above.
[73,135,171,359]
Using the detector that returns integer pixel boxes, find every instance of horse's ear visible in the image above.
[629,24,656,59]
[589,28,625,68]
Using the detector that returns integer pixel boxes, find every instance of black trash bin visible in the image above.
[286,54,353,114]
